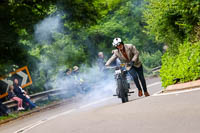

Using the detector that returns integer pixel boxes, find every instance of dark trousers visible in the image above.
[128,65,148,92]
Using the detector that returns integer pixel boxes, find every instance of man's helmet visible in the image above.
[112,38,122,47]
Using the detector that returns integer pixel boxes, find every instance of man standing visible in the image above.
[105,38,150,97]
[97,52,106,71]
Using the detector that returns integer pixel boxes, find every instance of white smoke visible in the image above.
[33,14,63,90]
[33,13,117,108]
[54,65,116,106]
[34,14,62,44]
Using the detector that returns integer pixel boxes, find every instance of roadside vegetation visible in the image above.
[0,0,199,94]
[0,0,163,94]
[144,0,200,87]
[0,96,62,122]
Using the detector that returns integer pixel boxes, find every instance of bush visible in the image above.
[140,50,162,68]
[144,0,200,50]
[160,41,200,88]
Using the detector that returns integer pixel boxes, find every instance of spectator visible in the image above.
[72,66,83,82]
[13,78,36,110]
[65,68,72,77]
[97,52,106,71]
[71,66,86,94]
[72,66,80,81]
[72,66,79,75]
[15,84,30,99]
[8,85,24,111]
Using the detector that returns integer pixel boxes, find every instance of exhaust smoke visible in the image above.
[33,13,117,109]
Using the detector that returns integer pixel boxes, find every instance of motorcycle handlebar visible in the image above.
[105,63,132,71]
[105,63,131,69]
[105,66,117,69]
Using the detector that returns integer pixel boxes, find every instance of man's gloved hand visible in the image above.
[129,61,134,66]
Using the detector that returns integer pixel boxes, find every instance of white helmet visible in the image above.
[112,38,122,47]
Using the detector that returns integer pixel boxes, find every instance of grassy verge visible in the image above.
[0,96,63,123]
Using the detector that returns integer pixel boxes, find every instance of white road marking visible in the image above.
[14,109,76,133]
[152,87,200,96]
[13,97,113,133]
[14,120,45,133]
[13,81,162,133]
[147,82,162,88]
[47,109,76,121]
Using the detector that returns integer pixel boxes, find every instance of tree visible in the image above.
[144,0,200,87]
[144,0,200,51]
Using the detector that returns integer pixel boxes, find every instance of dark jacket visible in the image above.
[8,91,16,99]
[13,84,24,98]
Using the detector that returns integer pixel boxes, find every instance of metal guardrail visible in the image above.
[3,88,69,111]
[152,66,161,72]
[3,66,161,111]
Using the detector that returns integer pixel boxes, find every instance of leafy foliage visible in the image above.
[86,0,164,55]
[144,0,200,51]
[140,50,162,68]
[0,0,163,93]
[160,42,200,87]
[144,0,200,87]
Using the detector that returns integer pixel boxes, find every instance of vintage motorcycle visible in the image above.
[107,63,134,103]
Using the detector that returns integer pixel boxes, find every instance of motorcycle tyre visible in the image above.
[117,79,129,103]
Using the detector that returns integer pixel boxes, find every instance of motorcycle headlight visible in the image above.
[115,70,121,74]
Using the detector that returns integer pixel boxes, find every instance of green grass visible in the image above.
[0,113,18,121]
[0,96,63,122]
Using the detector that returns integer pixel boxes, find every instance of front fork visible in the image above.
[116,78,129,97]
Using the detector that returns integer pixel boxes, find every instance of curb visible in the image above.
[0,98,73,126]
[164,79,200,92]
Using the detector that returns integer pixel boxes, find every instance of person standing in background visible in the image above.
[97,52,106,71]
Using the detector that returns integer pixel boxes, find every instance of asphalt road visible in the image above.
[1,76,200,133]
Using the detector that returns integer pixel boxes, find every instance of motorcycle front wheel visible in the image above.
[117,79,129,103]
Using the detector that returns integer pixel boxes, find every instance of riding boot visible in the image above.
[138,90,143,97]
[144,91,150,97]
